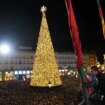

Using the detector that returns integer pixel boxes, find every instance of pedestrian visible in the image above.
[89,66,105,105]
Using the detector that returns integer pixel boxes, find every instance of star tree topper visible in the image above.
[41,5,47,13]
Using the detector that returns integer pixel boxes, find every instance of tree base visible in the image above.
[30,85,62,91]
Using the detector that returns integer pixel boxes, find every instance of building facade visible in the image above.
[0,47,97,70]
[87,53,97,67]
[0,46,97,81]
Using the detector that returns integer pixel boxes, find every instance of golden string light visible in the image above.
[30,6,62,87]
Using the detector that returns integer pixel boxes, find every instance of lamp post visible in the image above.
[0,43,11,81]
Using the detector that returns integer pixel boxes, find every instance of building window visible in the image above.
[62,62,64,64]
[27,62,29,64]
[31,56,33,59]
[59,62,61,64]
[68,61,70,64]
[19,61,22,64]
[71,61,73,64]
[23,67,26,70]
[11,61,13,64]
[22,56,25,59]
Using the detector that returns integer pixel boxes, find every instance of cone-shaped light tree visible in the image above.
[30,6,62,87]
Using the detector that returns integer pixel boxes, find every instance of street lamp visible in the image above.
[0,43,11,81]
[0,44,10,54]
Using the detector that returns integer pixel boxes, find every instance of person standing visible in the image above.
[90,66,105,105]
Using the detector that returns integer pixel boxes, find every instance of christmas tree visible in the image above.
[30,6,62,87]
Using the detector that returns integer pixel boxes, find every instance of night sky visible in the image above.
[0,0,105,63]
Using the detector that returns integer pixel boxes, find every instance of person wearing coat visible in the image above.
[90,66,105,105]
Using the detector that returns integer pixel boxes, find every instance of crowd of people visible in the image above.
[1,66,105,105]
[0,76,81,105]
